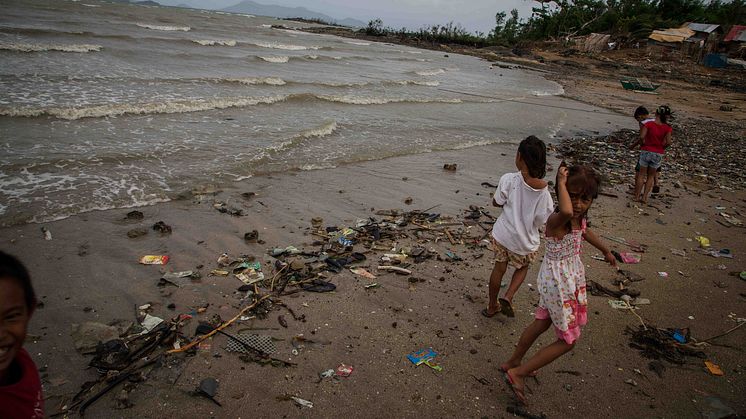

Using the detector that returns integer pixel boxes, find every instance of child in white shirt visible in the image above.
[483,136,554,318]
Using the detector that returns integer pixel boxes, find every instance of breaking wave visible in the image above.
[0,42,102,53]
[225,77,286,86]
[415,68,445,76]
[253,41,319,51]
[315,94,461,105]
[191,39,237,46]
[532,85,565,96]
[344,41,370,46]
[0,94,465,120]
[0,95,290,119]
[258,55,289,63]
[268,120,338,152]
[388,80,440,87]
[136,23,190,31]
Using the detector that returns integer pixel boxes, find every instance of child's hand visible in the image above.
[556,166,568,185]
[604,250,618,268]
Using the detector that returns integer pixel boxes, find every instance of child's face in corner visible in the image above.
[0,276,32,381]
[567,185,593,219]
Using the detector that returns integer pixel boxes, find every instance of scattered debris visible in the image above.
[406,347,442,371]
[127,228,148,238]
[626,325,706,364]
[152,221,172,234]
[696,236,711,248]
[704,360,724,376]
[557,120,746,190]
[139,255,169,265]
[196,378,221,406]
[335,364,354,377]
[125,210,144,220]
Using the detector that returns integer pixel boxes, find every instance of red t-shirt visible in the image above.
[0,349,45,419]
[641,121,672,154]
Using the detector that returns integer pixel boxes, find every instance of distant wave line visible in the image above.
[0,93,467,120]
[0,42,102,52]
[135,23,190,31]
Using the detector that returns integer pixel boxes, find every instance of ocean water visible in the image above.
[0,0,626,225]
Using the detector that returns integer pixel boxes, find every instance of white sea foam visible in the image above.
[0,94,464,120]
[226,77,286,86]
[345,41,370,46]
[136,23,190,31]
[260,24,272,28]
[253,41,318,51]
[390,80,440,87]
[192,39,237,46]
[0,95,291,119]
[267,120,338,154]
[415,68,445,76]
[316,94,461,105]
[300,163,336,171]
[82,4,101,7]
[301,120,337,138]
[0,43,102,52]
[532,85,565,96]
[259,55,289,63]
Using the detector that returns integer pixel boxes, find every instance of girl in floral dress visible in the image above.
[500,164,617,406]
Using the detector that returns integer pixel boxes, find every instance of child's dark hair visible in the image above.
[0,251,36,311]
[633,106,649,119]
[555,165,601,227]
[518,135,547,179]
[655,105,672,124]
[567,165,600,201]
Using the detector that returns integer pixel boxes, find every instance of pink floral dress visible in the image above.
[536,219,588,344]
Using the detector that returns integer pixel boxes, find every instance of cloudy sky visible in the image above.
[159,0,541,34]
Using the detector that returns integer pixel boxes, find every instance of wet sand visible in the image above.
[2,128,745,418]
[2,29,746,415]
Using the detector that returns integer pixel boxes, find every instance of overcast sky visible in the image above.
[160,0,540,34]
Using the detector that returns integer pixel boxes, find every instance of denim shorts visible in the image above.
[639,150,663,169]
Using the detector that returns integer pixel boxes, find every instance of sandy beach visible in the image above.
[2,12,746,418]
[2,105,745,418]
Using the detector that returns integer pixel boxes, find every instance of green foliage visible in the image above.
[362,1,745,48]
[362,18,490,47]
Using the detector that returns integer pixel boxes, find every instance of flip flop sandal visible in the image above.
[498,298,515,317]
[301,280,336,293]
[503,371,528,406]
[481,308,499,318]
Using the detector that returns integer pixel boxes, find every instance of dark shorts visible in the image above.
[635,161,663,172]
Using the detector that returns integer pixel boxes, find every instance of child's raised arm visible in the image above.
[582,228,617,268]
[545,166,572,235]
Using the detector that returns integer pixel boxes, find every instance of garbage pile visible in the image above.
[60,206,498,414]
[557,118,746,190]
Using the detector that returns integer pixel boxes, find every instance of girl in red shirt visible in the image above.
[631,105,673,204]
[0,251,44,419]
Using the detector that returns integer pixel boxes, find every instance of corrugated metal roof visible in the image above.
[686,22,720,33]
[724,25,746,42]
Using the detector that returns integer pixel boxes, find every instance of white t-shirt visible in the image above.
[491,171,555,255]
